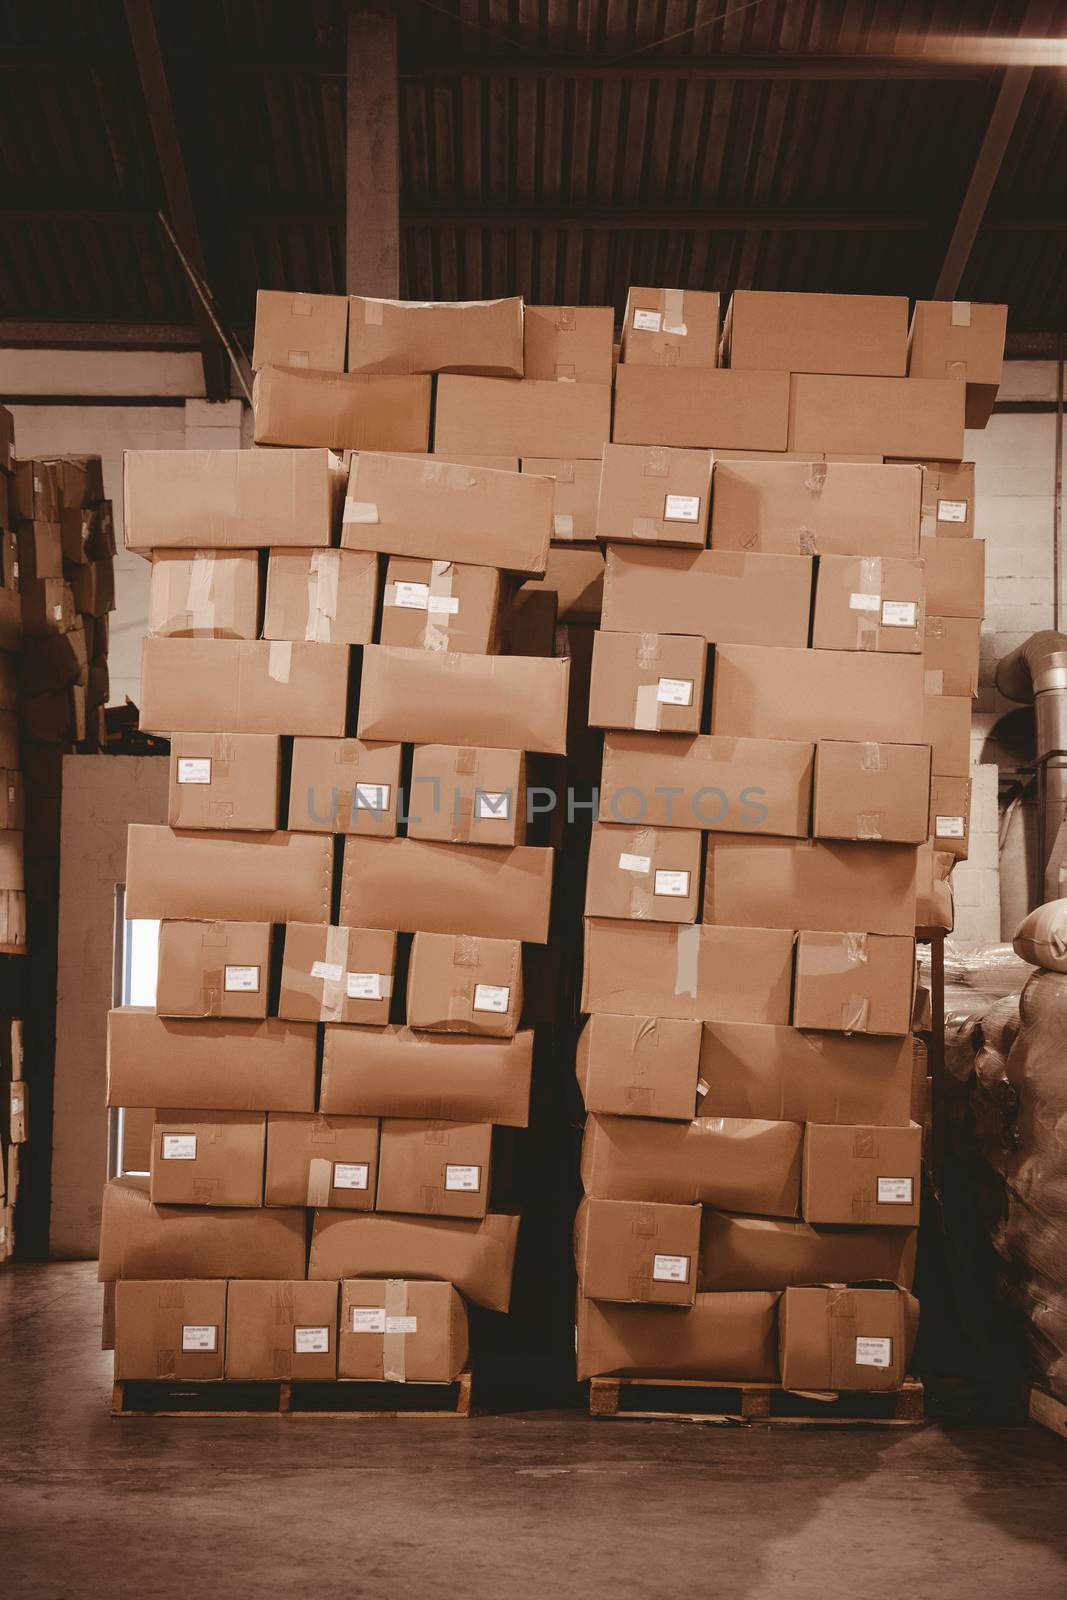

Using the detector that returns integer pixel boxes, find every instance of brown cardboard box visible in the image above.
[923,694,971,778]
[288,737,401,836]
[813,741,931,844]
[19,626,88,695]
[309,1209,519,1312]
[147,550,260,640]
[613,366,790,450]
[123,448,347,551]
[265,1112,379,1208]
[253,365,431,452]
[321,1023,532,1127]
[0,405,14,474]
[575,1195,701,1306]
[709,459,922,560]
[63,502,115,563]
[923,615,980,697]
[812,555,925,653]
[802,1121,922,1225]
[140,638,350,737]
[779,1285,919,1390]
[915,842,954,933]
[114,1280,227,1380]
[225,1279,339,1381]
[787,374,965,460]
[908,300,1007,428]
[599,731,814,837]
[535,542,604,620]
[520,457,600,541]
[21,576,76,635]
[698,1022,914,1127]
[595,444,713,548]
[407,745,525,847]
[602,546,812,646]
[252,289,349,372]
[576,1291,779,1382]
[585,822,701,924]
[703,837,919,936]
[263,548,377,644]
[376,1119,492,1219]
[619,287,720,367]
[793,932,915,1037]
[575,1014,702,1121]
[435,374,612,459]
[340,837,553,942]
[589,632,706,733]
[524,304,614,384]
[723,290,908,376]
[156,920,271,1020]
[16,520,63,580]
[699,1211,917,1292]
[13,459,59,522]
[919,534,985,619]
[904,458,976,539]
[711,645,925,743]
[344,452,551,577]
[0,771,25,832]
[581,1112,801,1216]
[380,558,502,654]
[278,923,396,1025]
[347,295,523,377]
[338,1280,469,1382]
[929,775,971,858]
[169,733,282,831]
[582,918,794,1024]
[126,825,333,923]
[106,1008,317,1113]
[406,931,522,1037]
[357,645,569,755]
[72,558,113,622]
[149,1112,266,1207]
[97,1176,306,1281]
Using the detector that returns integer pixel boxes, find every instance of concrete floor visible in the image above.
[3,1264,1067,1599]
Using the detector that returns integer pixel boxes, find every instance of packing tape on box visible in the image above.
[554,460,575,484]
[201,964,223,1017]
[306,549,341,643]
[321,924,351,1022]
[860,741,885,773]
[343,499,380,525]
[804,461,828,496]
[424,561,457,654]
[924,669,944,694]
[419,461,477,493]
[662,289,688,338]
[851,557,883,651]
[556,306,577,331]
[268,641,292,684]
[553,513,574,537]
[631,515,659,540]
[951,301,972,327]
[184,553,220,637]
[383,1279,408,1382]
[674,923,700,997]
[856,810,885,841]
[633,683,661,731]
[799,933,869,975]
[307,1156,334,1207]
[642,448,669,479]
[636,632,661,669]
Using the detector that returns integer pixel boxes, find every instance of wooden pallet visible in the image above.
[112,1370,473,1419]
[589,1375,925,1426]
[1029,1385,1067,1443]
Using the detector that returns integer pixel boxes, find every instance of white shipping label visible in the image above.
[177,758,211,785]
[294,1326,330,1354]
[652,1254,690,1283]
[427,595,460,616]
[162,1134,197,1161]
[346,972,382,1000]
[354,783,391,811]
[877,1177,914,1204]
[937,499,968,523]
[386,1316,418,1334]
[656,677,693,706]
[935,815,965,839]
[654,870,690,897]
[224,965,260,993]
[881,601,917,628]
[618,852,651,874]
[473,984,510,1013]
[52,605,64,620]
[663,494,701,523]
[181,1325,217,1352]
[393,581,430,610]
[849,592,881,612]
[476,791,511,821]
[445,1164,482,1192]
[333,1162,369,1190]
[352,1307,386,1333]
[855,1336,892,1369]
[632,308,662,332]
[311,960,343,982]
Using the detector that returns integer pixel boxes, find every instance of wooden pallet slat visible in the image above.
[1029,1385,1067,1442]
[111,1370,473,1419]
[588,1374,924,1427]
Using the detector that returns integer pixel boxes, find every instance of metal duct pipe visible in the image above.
[996,630,1067,900]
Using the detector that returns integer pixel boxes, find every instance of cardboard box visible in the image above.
[288,737,401,836]
[406,931,523,1037]
[813,740,931,844]
[534,542,604,620]
[252,289,349,372]
[923,615,980,697]
[156,920,271,1020]
[124,448,347,551]
[501,585,559,657]
[581,919,793,1024]
[524,304,614,383]
[723,290,908,376]
[595,444,713,548]
[340,836,553,942]
[338,1280,468,1382]
[576,1291,779,1382]
[140,638,350,737]
[434,375,611,458]
[344,451,551,577]
[322,1023,531,1130]
[265,1112,379,1209]
[589,632,706,733]
[149,1111,266,1207]
[347,295,523,377]
[520,457,600,542]
[779,1285,919,1390]
[581,1111,801,1216]
[169,733,282,831]
[698,1211,917,1292]
[899,458,975,539]
[619,287,720,367]
[19,626,87,695]
[126,825,333,923]
[793,932,916,1036]
[147,550,260,640]
[407,745,525,847]
[76,557,113,621]
[67,499,113,562]
[263,548,377,645]
[114,1280,227,1381]
[929,775,971,858]
[602,546,812,646]
[12,459,58,522]
[0,405,14,474]
[599,731,813,837]
[225,1279,340,1381]
[98,1176,307,1281]
[923,694,971,778]
[576,1014,701,1121]
[585,822,701,924]
[812,555,925,653]
[613,366,790,450]
[16,520,63,580]
[802,1121,922,1226]
[0,771,25,832]
[106,1008,318,1113]
[915,842,954,934]
[709,459,921,560]
[253,365,431,452]
[788,374,965,460]
[697,1022,914,1127]
[919,534,985,619]
[908,300,1007,428]
[575,1196,701,1306]
[278,923,396,1025]
[21,576,76,636]
[376,1119,492,1219]
[380,558,502,654]
[357,645,569,755]
[711,645,925,743]
[309,1209,519,1312]
[703,836,919,935]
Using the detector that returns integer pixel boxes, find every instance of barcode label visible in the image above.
[473,984,510,1013]
[181,1325,217,1352]
[353,1308,386,1333]
[224,965,260,992]
[937,499,968,523]
[881,601,917,628]
[632,309,662,332]
[161,1134,197,1160]
[877,1177,913,1204]
[656,678,693,706]
[654,870,690,897]
[333,1162,369,1190]
[445,1164,482,1192]
[177,758,211,784]
[652,1254,690,1283]
[346,972,381,1000]
[664,494,701,523]
[855,1336,892,1368]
